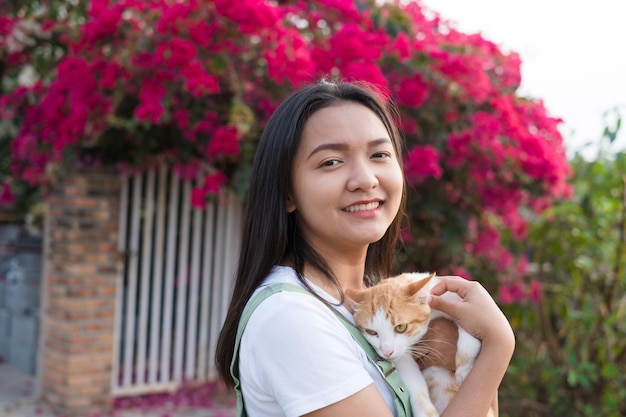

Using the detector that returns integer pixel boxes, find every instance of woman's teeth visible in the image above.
[344,202,380,212]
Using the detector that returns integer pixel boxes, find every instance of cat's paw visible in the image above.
[455,328,481,384]
[412,391,440,417]
[454,359,474,385]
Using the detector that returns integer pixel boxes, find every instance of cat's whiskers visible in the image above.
[417,335,458,349]
[408,343,446,364]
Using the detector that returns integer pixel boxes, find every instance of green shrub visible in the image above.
[500,110,626,416]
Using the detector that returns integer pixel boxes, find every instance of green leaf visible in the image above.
[601,363,620,379]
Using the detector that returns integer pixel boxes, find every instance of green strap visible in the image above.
[230,283,412,417]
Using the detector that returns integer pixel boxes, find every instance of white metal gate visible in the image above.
[112,166,241,395]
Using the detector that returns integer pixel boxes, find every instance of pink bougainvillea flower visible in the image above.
[203,172,227,196]
[172,160,202,182]
[134,102,164,124]
[0,16,14,39]
[21,166,45,186]
[499,282,527,304]
[528,280,542,302]
[400,117,419,135]
[404,145,443,184]
[392,32,412,62]
[135,77,167,123]
[264,28,315,87]
[315,0,360,20]
[498,279,542,305]
[332,24,387,62]
[113,380,233,413]
[498,284,517,305]
[207,126,240,159]
[190,171,228,209]
[214,0,279,34]
[400,227,413,243]
[191,187,207,209]
[183,61,220,97]
[80,2,123,46]
[0,181,15,205]
[156,38,197,68]
[452,267,472,280]
[340,61,388,91]
[395,75,429,108]
[472,225,500,255]
[172,109,190,131]
[188,20,218,50]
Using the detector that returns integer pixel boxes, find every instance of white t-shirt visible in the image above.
[239,265,396,417]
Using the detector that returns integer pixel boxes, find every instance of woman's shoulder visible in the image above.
[241,267,368,371]
[250,267,335,325]
[242,268,363,370]
[251,265,353,323]
[259,265,302,287]
[244,266,352,340]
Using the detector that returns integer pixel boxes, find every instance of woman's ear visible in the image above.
[286,194,296,213]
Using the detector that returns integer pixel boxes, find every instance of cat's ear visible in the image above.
[405,272,435,299]
[406,274,432,294]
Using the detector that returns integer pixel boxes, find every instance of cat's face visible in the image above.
[345,273,434,362]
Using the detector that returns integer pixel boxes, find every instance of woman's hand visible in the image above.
[428,276,515,350]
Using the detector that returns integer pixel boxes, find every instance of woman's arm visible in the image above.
[303,385,394,417]
[428,276,515,417]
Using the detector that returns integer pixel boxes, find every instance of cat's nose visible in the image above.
[382,348,394,358]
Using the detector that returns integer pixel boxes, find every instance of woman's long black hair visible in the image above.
[215,80,407,387]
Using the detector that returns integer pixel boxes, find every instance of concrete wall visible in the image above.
[0,224,42,375]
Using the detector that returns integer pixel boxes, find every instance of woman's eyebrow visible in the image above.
[306,138,391,160]
[306,143,348,160]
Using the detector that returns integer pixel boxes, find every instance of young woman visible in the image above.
[215,81,515,417]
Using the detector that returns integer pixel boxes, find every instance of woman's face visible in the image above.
[288,101,404,257]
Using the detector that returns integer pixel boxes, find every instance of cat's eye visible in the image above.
[394,323,408,333]
[365,329,378,336]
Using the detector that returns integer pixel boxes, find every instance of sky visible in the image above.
[420,0,626,158]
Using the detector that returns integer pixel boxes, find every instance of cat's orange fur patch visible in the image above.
[346,273,434,335]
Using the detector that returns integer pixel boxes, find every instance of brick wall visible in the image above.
[40,167,122,416]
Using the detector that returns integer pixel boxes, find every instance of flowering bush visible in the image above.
[0,0,571,293]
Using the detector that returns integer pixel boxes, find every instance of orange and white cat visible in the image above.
[345,272,483,417]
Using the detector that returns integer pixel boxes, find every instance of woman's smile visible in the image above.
[342,200,382,213]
